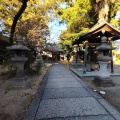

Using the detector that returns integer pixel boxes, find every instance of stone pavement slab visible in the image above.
[45,81,83,88]
[47,78,78,83]
[42,87,91,99]
[35,97,108,120]
[40,115,115,120]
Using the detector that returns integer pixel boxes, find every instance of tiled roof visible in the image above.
[45,43,64,52]
[73,20,120,44]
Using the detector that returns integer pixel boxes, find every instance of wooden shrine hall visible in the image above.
[73,20,120,74]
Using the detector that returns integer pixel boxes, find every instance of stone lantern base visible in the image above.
[93,61,114,87]
[11,77,30,88]
[93,76,115,87]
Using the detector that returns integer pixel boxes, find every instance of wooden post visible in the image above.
[110,42,114,73]
[75,45,79,67]
[83,45,88,74]
[75,51,78,63]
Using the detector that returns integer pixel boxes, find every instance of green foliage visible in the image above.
[56,0,93,32]
[57,27,89,51]
[35,60,43,73]
[1,60,17,76]
[1,60,16,71]
[116,54,120,61]
[55,0,96,51]
[110,18,119,27]
[58,31,77,50]
[108,0,120,21]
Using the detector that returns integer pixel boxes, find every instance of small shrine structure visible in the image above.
[73,20,120,74]
[43,43,64,62]
[73,0,120,74]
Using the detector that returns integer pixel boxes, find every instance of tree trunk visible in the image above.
[97,0,109,22]
[9,0,28,44]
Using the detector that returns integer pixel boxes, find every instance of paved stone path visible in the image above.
[23,63,120,120]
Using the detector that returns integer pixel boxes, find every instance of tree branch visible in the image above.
[9,0,28,44]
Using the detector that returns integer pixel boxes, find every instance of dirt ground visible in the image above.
[0,63,52,120]
[81,64,120,112]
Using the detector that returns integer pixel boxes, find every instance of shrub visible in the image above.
[35,60,43,74]
[1,60,17,76]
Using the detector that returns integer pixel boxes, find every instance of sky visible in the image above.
[48,20,67,43]
[47,2,67,43]
[115,11,120,19]
[0,20,4,32]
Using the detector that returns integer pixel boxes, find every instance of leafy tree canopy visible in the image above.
[0,0,58,45]
[55,0,120,51]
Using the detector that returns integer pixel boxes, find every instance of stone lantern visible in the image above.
[34,42,44,67]
[70,44,77,66]
[94,36,115,87]
[6,35,30,88]
[71,44,82,67]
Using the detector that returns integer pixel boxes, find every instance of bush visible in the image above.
[1,60,17,76]
[35,60,43,74]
